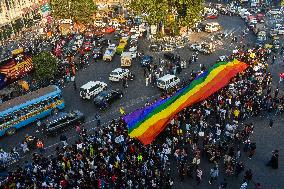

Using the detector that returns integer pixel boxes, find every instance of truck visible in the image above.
[103,47,116,62]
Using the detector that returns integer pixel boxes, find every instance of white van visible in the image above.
[157,74,180,90]
[80,81,107,99]
[109,68,129,81]
[205,22,221,33]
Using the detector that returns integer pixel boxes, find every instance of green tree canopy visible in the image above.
[50,0,97,24]
[129,0,204,33]
[32,52,59,81]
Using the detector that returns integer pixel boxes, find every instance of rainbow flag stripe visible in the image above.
[123,60,248,145]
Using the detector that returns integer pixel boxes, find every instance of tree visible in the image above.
[129,0,204,35]
[50,0,97,24]
[177,0,204,28]
[129,0,168,25]
[32,52,59,82]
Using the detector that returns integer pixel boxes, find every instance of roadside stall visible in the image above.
[121,52,132,67]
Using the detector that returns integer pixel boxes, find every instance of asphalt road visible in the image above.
[0,14,284,189]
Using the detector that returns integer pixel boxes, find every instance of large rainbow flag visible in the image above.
[123,60,248,145]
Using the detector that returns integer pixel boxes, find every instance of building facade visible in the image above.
[0,0,40,27]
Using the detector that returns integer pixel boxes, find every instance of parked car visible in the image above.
[109,68,130,81]
[80,81,107,99]
[275,27,284,35]
[116,38,128,54]
[256,31,267,45]
[97,38,109,47]
[273,36,280,49]
[94,20,106,28]
[45,110,85,135]
[129,48,137,59]
[73,35,84,48]
[149,44,161,52]
[205,22,221,32]
[190,43,215,54]
[129,44,138,52]
[141,55,153,67]
[162,44,174,52]
[92,46,103,60]
[267,9,282,16]
[103,47,116,62]
[207,13,218,19]
[93,89,123,109]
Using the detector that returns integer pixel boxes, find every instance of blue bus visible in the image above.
[0,85,65,136]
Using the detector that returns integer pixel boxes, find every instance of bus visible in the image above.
[0,85,65,136]
[0,48,33,89]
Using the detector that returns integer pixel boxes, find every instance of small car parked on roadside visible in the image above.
[93,89,123,109]
[45,110,85,135]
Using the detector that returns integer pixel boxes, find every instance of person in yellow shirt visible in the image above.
[233,108,240,120]
[119,106,125,115]
[137,154,143,162]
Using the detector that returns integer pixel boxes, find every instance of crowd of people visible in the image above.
[0,44,282,188]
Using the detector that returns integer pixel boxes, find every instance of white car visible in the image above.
[108,44,117,50]
[163,44,174,52]
[268,9,282,16]
[109,68,130,81]
[276,27,284,35]
[241,11,251,19]
[121,35,130,41]
[94,20,106,27]
[129,45,137,52]
[71,45,78,51]
[130,27,138,33]
[74,39,83,48]
[80,81,107,99]
[131,34,139,40]
[129,50,137,59]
